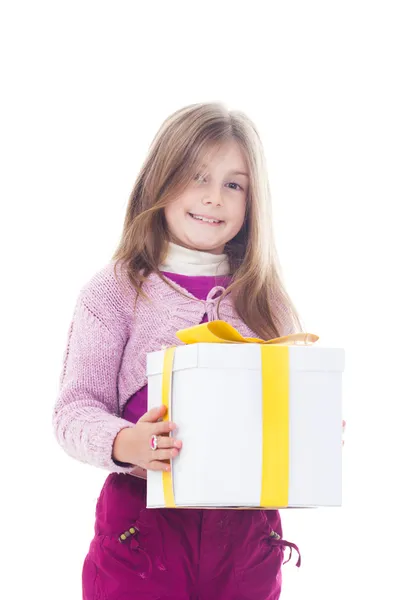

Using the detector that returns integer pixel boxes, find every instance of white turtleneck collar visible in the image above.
[159,242,230,276]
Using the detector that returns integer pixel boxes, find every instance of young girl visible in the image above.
[53,102,304,600]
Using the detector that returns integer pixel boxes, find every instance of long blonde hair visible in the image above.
[112,102,303,339]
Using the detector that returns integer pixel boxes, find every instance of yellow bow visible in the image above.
[176,320,319,346]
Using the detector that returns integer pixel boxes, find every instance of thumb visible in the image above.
[138,405,167,423]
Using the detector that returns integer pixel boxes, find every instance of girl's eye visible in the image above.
[227,182,243,191]
[194,175,243,191]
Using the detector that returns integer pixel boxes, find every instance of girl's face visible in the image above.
[164,140,249,255]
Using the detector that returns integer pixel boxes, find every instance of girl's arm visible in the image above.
[53,279,137,474]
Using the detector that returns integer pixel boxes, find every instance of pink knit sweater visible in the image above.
[52,260,294,473]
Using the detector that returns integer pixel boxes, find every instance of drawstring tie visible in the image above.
[269,530,301,567]
[119,527,153,579]
[129,536,153,578]
[205,286,226,321]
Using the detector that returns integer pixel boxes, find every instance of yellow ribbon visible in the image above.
[161,321,318,508]
[176,320,318,346]
[162,347,176,507]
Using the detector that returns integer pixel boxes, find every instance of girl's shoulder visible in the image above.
[78,260,130,299]
[76,262,189,323]
[74,260,136,334]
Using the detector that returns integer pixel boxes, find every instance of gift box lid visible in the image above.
[147,343,345,377]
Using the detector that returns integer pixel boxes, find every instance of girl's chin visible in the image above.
[178,240,225,255]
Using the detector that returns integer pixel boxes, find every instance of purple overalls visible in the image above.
[82,273,300,599]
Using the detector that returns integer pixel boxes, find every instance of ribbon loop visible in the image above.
[177,320,319,346]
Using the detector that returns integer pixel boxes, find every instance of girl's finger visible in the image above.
[150,448,179,462]
[153,420,178,435]
[148,460,172,472]
[151,435,182,450]
[138,405,167,423]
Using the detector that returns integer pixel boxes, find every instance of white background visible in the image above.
[1,1,403,598]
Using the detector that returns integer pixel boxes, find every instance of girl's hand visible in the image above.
[113,405,182,471]
[342,419,346,446]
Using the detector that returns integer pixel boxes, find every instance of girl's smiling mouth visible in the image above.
[188,213,224,226]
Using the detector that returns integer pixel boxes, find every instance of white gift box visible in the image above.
[146,324,345,509]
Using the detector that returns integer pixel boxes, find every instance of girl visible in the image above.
[53,102,304,600]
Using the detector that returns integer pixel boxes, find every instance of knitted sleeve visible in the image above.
[52,269,137,473]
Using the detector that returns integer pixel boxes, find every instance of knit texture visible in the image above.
[53,260,295,474]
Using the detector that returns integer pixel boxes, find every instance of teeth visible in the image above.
[191,214,220,224]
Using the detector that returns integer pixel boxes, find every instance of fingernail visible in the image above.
[174,440,182,449]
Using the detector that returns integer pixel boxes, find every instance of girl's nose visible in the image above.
[201,193,222,207]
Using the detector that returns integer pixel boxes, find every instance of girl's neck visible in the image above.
[159,242,230,276]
